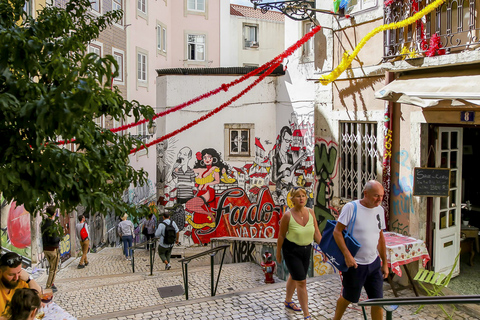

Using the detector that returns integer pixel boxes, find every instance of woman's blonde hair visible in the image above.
[121,213,128,220]
[289,187,307,201]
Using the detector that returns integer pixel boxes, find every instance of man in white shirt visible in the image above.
[333,180,389,320]
[155,213,179,270]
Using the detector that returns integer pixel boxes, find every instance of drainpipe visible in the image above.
[381,72,395,229]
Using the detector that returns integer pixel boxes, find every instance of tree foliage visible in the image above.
[0,0,155,217]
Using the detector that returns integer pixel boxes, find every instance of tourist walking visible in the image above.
[155,212,179,270]
[276,187,321,320]
[332,180,389,320]
[144,213,156,250]
[118,214,135,260]
[76,215,90,269]
[40,206,61,292]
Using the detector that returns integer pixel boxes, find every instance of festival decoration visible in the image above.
[127,25,321,154]
[339,0,350,10]
[425,33,446,57]
[319,0,446,85]
[58,26,322,150]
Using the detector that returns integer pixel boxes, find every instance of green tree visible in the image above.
[0,0,155,217]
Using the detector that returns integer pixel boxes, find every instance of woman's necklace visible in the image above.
[293,207,305,219]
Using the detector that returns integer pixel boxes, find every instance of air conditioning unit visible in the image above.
[250,41,259,48]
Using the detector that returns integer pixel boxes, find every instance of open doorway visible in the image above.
[449,126,480,295]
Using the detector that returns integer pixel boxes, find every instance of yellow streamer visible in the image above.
[319,0,446,85]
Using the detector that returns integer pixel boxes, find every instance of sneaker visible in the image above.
[51,285,58,293]
[85,262,89,266]
[127,257,131,261]
[77,264,85,269]
[166,264,171,270]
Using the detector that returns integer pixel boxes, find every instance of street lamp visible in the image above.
[250,0,348,22]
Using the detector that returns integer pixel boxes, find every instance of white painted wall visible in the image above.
[221,12,284,67]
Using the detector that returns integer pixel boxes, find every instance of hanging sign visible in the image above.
[413,167,450,197]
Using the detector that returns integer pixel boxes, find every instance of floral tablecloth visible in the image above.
[37,302,76,320]
[384,232,430,277]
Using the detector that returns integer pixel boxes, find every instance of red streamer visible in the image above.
[59,26,322,149]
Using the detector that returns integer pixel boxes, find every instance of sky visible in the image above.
[231,0,254,6]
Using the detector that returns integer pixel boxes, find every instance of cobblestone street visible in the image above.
[33,246,480,320]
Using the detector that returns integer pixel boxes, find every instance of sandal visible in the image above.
[284,301,301,312]
[304,317,311,319]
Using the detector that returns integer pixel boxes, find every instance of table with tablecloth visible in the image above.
[36,302,76,320]
[384,231,431,296]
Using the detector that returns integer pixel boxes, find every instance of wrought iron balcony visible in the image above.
[383,0,480,60]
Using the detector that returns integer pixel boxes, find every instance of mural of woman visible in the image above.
[185,148,230,229]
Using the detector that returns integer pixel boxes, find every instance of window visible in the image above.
[302,21,314,57]
[94,115,104,128]
[90,0,100,13]
[112,49,124,83]
[340,122,379,200]
[187,0,205,11]
[187,34,205,61]
[137,0,146,14]
[137,52,147,82]
[88,43,101,57]
[157,23,167,54]
[112,0,123,25]
[113,117,125,136]
[346,0,377,14]
[137,122,148,143]
[244,24,258,49]
[224,124,254,159]
[23,0,31,16]
[230,130,249,155]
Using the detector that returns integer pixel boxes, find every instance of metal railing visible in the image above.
[383,0,480,60]
[129,237,158,275]
[358,295,480,320]
[178,244,230,300]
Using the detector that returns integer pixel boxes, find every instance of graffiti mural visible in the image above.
[312,243,338,276]
[0,201,32,263]
[158,112,316,245]
[391,149,414,235]
[314,138,340,233]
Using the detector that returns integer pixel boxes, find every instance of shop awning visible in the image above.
[375,75,480,108]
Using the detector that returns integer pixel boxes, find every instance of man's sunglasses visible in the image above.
[2,256,22,267]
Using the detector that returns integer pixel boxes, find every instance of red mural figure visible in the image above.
[189,187,282,244]
[185,148,230,230]
[7,202,31,249]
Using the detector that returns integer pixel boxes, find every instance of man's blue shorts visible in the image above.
[341,256,383,303]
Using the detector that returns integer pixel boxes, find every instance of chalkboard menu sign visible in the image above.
[413,167,450,197]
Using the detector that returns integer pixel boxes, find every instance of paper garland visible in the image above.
[319,0,446,85]
[128,25,322,154]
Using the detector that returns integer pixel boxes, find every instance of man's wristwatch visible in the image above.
[26,276,33,283]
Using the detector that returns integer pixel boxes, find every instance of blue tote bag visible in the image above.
[319,202,361,272]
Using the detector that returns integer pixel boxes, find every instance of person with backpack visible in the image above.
[40,206,61,292]
[155,212,179,270]
[75,215,90,269]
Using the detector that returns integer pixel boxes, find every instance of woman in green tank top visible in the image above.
[276,188,322,320]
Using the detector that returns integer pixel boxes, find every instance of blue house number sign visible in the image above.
[461,111,475,122]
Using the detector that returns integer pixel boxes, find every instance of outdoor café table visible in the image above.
[384,231,431,297]
[37,302,76,320]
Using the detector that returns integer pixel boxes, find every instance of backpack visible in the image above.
[80,223,88,241]
[162,221,176,245]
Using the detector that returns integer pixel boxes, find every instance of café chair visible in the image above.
[413,252,461,320]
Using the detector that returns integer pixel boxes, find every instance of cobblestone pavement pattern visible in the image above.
[33,246,479,320]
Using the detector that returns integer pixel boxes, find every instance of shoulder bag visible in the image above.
[319,202,361,272]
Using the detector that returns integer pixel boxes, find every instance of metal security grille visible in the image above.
[340,122,379,200]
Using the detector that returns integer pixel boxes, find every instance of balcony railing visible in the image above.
[384,0,480,60]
